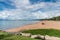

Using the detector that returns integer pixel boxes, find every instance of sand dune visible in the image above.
[5,21,60,32]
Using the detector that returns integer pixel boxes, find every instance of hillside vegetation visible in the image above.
[46,16,60,21]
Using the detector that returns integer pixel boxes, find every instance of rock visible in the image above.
[20,33,31,37]
[45,35,60,40]
[31,35,40,39]
[38,35,44,39]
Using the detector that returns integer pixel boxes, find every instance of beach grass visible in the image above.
[22,29,60,37]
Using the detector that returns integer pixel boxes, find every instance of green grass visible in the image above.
[1,29,60,40]
[1,35,39,40]
[0,31,13,39]
[0,31,40,40]
[22,29,60,37]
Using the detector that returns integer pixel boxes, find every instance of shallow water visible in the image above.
[0,21,39,30]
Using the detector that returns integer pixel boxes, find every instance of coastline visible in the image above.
[5,21,60,32]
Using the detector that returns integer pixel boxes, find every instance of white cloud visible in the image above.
[0,10,10,19]
[0,0,60,19]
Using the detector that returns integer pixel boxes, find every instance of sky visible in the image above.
[0,0,60,19]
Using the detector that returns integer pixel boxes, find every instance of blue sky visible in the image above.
[30,0,56,4]
[0,0,60,19]
[0,0,16,11]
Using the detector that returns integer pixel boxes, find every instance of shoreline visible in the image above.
[5,21,60,32]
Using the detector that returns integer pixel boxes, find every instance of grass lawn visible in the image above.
[1,35,40,40]
[22,29,60,37]
[1,29,60,40]
[0,31,40,40]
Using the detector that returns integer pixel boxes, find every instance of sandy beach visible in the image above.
[5,21,60,32]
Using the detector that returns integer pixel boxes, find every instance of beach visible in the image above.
[5,21,60,32]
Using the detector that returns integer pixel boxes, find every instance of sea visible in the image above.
[0,21,39,30]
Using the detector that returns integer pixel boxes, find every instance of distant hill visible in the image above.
[44,16,60,21]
